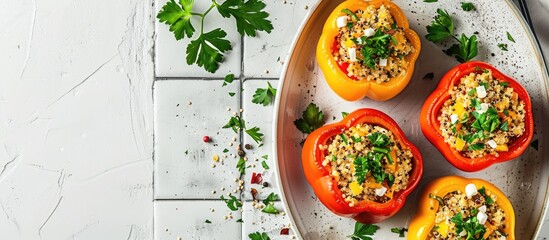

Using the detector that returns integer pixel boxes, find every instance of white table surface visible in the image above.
[1,0,548,239]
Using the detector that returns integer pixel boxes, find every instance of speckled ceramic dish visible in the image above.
[273,0,549,239]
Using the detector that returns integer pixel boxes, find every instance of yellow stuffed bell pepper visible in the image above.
[408,176,515,239]
[317,0,421,101]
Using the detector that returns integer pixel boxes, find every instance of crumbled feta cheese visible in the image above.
[450,114,459,124]
[500,236,507,240]
[348,48,357,62]
[336,16,348,28]
[476,103,489,114]
[477,211,488,225]
[476,85,487,98]
[363,28,375,37]
[487,140,497,149]
[459,230,467,236]
[379,58,388,67]
[465,183,478,197]
[375,186,387,196]
[478,205,487,213]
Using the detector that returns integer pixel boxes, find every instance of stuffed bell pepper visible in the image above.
[317,0,421,101]
[302,108,423,223]
[408,176,515,239]
[420,61,533,172]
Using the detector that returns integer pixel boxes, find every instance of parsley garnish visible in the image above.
[426,9,478,62]
[342,112,349,118]
[223,74,235,87]
[220,195,242,211]
[248,232,270,240]
[451,213,486,239]
[498,43,508,51]
[478,187,494,205]
[507,32,515,43]
[500,121,509,132]
[223,148,229,153]
[262,154,268,160]
[245,127,264,144]
[342,8,359,21]
[429,193,444,205]
[237,157,246,175]
[262,192,280,205]
[261,161,269,170]
[361,29,393,69]
[391,227,408,237]
[471,107,501,133]
[424,0,438,2]
[205,219,212,223]
[229,92,236,97]
[294,103,326,134]
[223,116,245,132]
[261,204,278,214]
[461,2,476,11]
[340,134,349,145]
[499,82,509,86]
[236,218,244,223]
[261,192,280,214]
[252,81,277,106]
[367,132,390,148]
[468,143,485,151]
[157,0,273,73]
[348,222,379,240]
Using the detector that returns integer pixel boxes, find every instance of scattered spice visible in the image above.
[203,136,210,142]
[251,172,263,184]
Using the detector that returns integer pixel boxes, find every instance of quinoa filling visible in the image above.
[320,124,413,205]
[438,69,526,158]
[333,5,414,83]
[428,184,508,240]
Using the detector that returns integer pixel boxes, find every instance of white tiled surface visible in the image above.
[154,200,242,240]
[242,202,294,239]
[243,0,316,78]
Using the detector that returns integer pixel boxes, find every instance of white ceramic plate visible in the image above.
[273,0,549,239]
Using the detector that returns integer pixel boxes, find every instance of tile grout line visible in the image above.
[155,77,280,81]
[239,31,245,240]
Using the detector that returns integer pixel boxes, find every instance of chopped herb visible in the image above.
[245,127,264,144]
[479,187,494,205]
[424,0,438,2]
[367,132,390,148]
[342,112,349,118]
[504,109,509,116]
[236,219,243,223]
[361,29,393,69]
[332,155,337,162]
[223,148,229,153]
[261,204,279,214]
[451,213,486,239]
[444,34,478,63]
[262,155,268,160]
[262,192,280,205]
[252,81,277,106]
[223,116,245,133]
[223,74,235,87]
[507,32,515,43]
[348,222,379,240]
[391,227,408,237]
[261,160,270,170]
[340,134,349,145]
[461,2,476,11]
[468,88,477,96]
[429,193,444,205]
[499,82,509,86]
[248,232,270,240]
[498,43,508,51]
[185,150,189,155]
[342,8,359,21]
[205,219,212,223]
[229,92,236,97]
[468,143,485,151]
[237,157,246,175]
[500,121,509,131]
[220,195,242,211]
[427,9,478,62]
[294,103,325,134]
[352,136,362,143]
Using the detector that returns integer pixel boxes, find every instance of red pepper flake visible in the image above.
[251,172,263,184]
[203,136,210,142]
[251,188,258,200]
[280,228,290,235]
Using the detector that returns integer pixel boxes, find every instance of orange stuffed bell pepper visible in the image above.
[408,176,515,239]
[317,0,421,101]
[420,61,534,172]
[302,108,423,223]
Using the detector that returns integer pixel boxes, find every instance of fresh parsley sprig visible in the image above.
[348,222,379,240]
[391,227,408,237]
[252,81,277,106]
[426,9,478,63]
[249,232,270,240]
[157,0,273,73]
[294,103,326,134]
[451,213,486,239]
[223,116,264,145]
[220,195,243,211]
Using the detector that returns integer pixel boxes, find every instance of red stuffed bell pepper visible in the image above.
[302,108,423,223]
[420,61,534,172]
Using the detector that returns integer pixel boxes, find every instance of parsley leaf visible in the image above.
[157,0,195,40]
[186,28,232,73]
[261,204,279,214]
[245,127,264,144]
[426,9,454,43]
[348,222,379,240]
[461,2,476,11]
[220,195,242,211]
[391,227,407,237]
[248,232,270,240]
[500,121,509,131]
[223,116,245,132]
[367,133,390,148]
[361,29,392,69]
[353,156,369,184]
[342,112,349,118]
[223,73,235,87]
[294,103,325,134]
[205,219,212,223]
[217,0,274,37]
[261,192,280,214]
[237,157,246,175]
[342,8,359,21]
[507,32,515,43]
[252,81,277,106]
[444,34,478,63]
[262,192,280,205]
[261,160,270,170]
[468,143,485,151]
[424,0,438,2]
[451,213,486,239]
[498,43,508,51]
